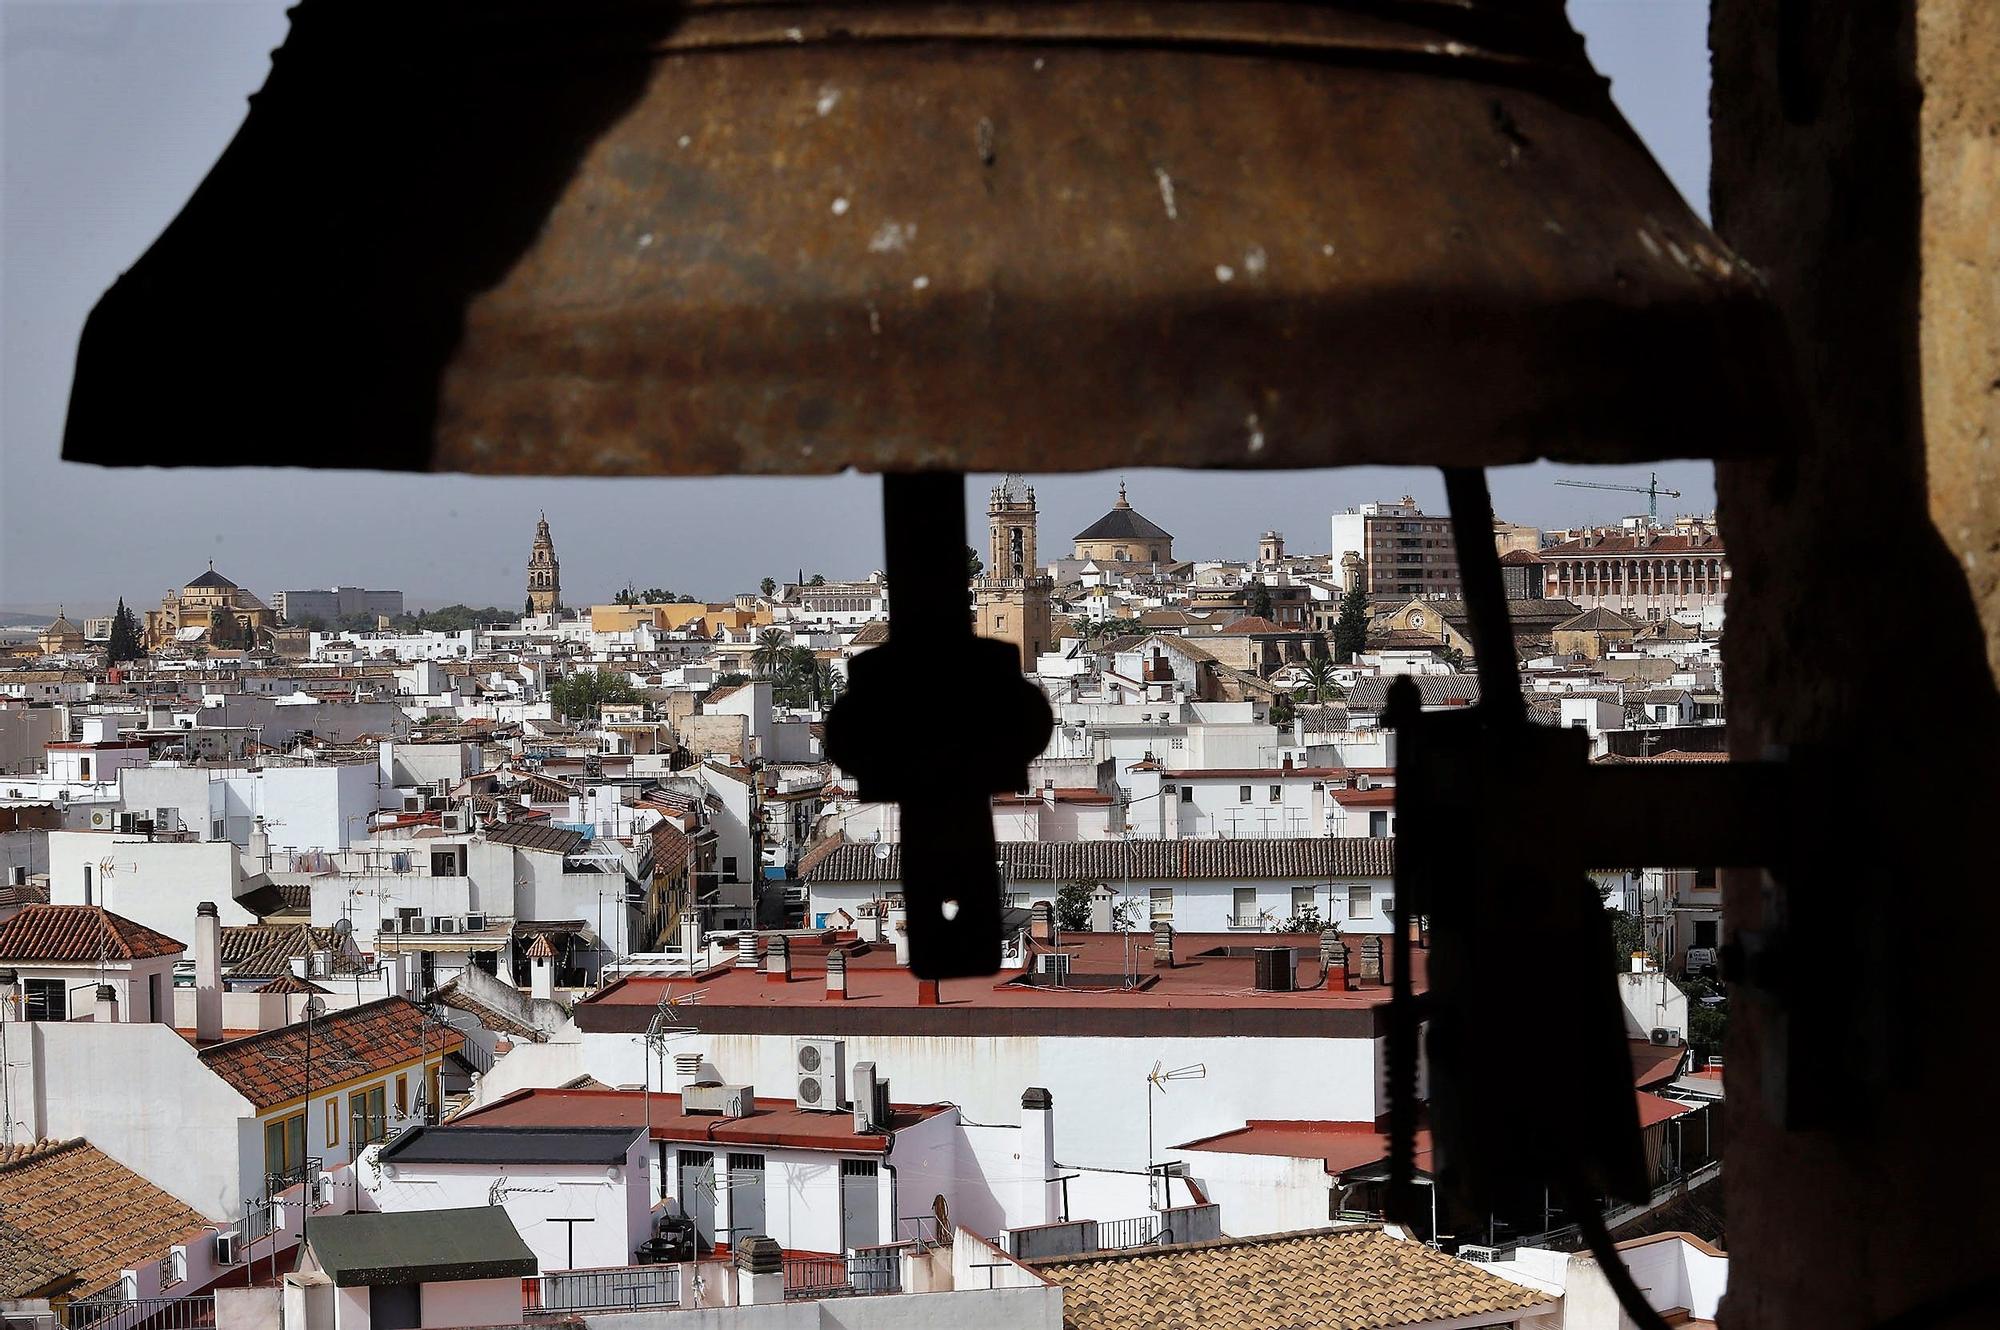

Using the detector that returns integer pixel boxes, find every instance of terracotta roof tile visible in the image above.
[199,997,460,1110]
[254,974,331,994]
[0,1140,209,1297]
[804,837,1392,884]
[1032,1226,1549,1330]
[0,905,184,962]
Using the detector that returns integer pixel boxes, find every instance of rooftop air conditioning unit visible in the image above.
[1039,952,1072,985]
[403,915,424,934]
[89,809,111,828]
[403,795,423,813]
[682,1082,753,1116]
[1649,1027,1673,1046]
[380,916,398,935]
[433,917,457,935]
[213,1231,240,1266]
[1355,774,1372,790]
[795,1037,845,1112]
[465,912,487,932]
[440,811,467,834]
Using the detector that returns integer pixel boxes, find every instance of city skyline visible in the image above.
[1,1,1715,617]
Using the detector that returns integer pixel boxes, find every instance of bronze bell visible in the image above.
[63,0,1787,472]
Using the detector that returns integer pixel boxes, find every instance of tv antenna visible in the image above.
[1145,1061,1206,1212]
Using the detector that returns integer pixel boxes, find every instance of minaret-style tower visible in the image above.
[526,512,561,614]
[975,476,1053,671]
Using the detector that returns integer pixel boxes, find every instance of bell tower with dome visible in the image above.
[974,476,1053,671]
[526,514,562,614]
[1072,482,1174,564]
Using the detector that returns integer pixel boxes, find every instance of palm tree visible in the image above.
[1294,655,1340,706]
[752,628,789,677]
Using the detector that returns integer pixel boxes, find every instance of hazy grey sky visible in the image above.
[2,1,1716,617]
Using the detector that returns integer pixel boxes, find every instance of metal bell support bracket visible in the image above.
[1386,469,1832,1330]
[824,473,1054,979]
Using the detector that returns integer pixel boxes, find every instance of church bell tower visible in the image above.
[974,476,1053,671]
[527,513,561,614]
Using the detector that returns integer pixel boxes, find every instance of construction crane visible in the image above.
[1553,472,1682,524]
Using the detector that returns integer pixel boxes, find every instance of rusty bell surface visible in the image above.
[63,1,1788,476]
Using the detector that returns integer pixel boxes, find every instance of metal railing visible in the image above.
[60,1296,216,1330]
[523,1266,681,1315]
[264,1157,322,1198]
[782,1252,900,1300]
[1228,914,1268,930]
[1096,1214,1163,1250]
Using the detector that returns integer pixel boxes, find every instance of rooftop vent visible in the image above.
[682,1082,754,1116]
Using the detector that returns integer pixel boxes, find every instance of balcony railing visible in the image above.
[61,1296,215,1330]
[782,1252,900,1299]
[1228,914,1269,930]
[265,1156,323,1198]
[1096,1215,1164,1251]
[524,1266,681,1315]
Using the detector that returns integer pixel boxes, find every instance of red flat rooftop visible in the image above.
[452,1086,948,1153]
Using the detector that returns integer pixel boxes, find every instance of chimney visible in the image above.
[851,1061,878,1133]
[889,907,910,966]
[735,1236,785,1306]
[94,983,120,1023]
[195,901,223,1043]
[1030,902,1055,945]
[825,948,848,1001]
[735,931,760,969]
[764,935,790,984]
[530,948,555,1003]
[916,979,940,1007]
[678,911,702,966]
[1282,754,1293,771]
[1152,922,1176,969]
[674,1052,704,1089]
[1320,929,1349,989]
[1019,1088,1060,1226]
[1357,935,1384,982]
[248,816,270,868]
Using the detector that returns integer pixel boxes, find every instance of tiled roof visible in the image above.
[804,837,1393,884]
[1541,531,1725,556]
[1031,1226,1549,1330]
[0,905,184,962]
[0,1216,73,1299]
[224,925,365,977]
[1345,675,1481,713]
[1217,615,1291,634]
[483,822,589,855]
[1074,504,1171,542]
[1556,607,1640,633]
[199,997,461,1110]
[0,1140,210,1298]
[524,934,557,959]
[1497,549,1544,565]
[430,979,547,1044]
[254,974,330,994]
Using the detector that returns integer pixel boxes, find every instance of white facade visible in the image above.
[367,1134,652,1273]
[48,831,262,932]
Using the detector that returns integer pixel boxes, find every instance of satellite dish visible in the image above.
[873,840,891,862]
[331,917,353,939]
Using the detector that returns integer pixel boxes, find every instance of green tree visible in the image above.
[760,577,777,598]
[752,628,790,677]
[1250,580,1275,620]
[1683,975,1729,1065]
[966,545,984,581]
[1280,903,1330,934]
[1055,880,1098,932]
[1332,584,1370,663]
[1294,655,1341,706]
[208,607,242,650]
[614,586,638,606]
[1269,693,1297,727]
[525,598,535,618]
[550,669,639,721]
[1442,644,1467,672]
[1607,908,1653,973]
[808,573,827,587]
[106,599,144,664]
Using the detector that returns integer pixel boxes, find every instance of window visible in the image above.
[994,614,1006,631]
[429,848,459,877]
[1269,785,1282,803]
[394,1076,408,1117]
[81,865,92,905]
[79,757,91,781]
[325,1098,340,1147]
[1239,786,1252,803]
[1368,810,1389,838]
[722,856,738,878]
[1007,892,1030,910]
[1149,887,1173,921]
[1292,886,1315,917]
[1693,919,1720,949]
[264,1111,306,1181]
[1179,785,1194,803]
[1233,887,1257,926]
[1170,736,1184,749]
[349,1084,388,1147]
[1349,885,1374,918]
[23,978,66,1022]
